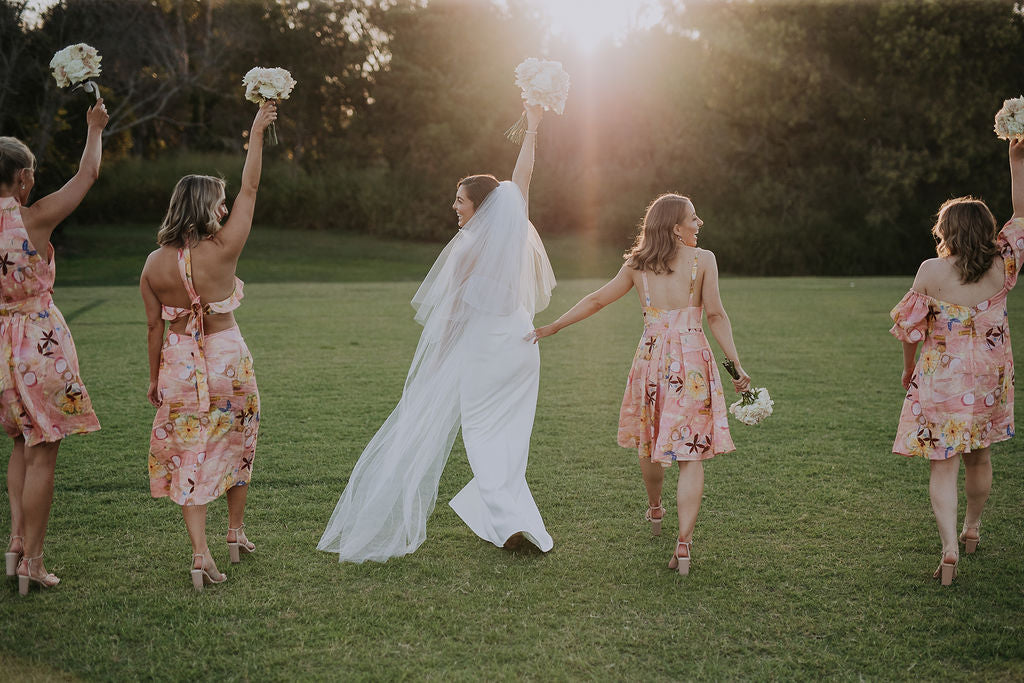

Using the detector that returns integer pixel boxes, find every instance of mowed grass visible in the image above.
[0,226,1021,680]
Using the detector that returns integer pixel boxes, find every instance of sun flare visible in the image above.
[522,0,664,52]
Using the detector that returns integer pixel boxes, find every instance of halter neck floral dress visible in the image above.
[890,219,1024,459]
[148,246,260,505]
[0,196,99,444]
[618,253,734,465]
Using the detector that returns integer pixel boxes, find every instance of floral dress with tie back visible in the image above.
[0,197,99,444]
[618,252,734,466]
[149,246,260,505]
[890,219,1024,460]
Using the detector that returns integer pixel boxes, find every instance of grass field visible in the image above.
[0,226,1022,680]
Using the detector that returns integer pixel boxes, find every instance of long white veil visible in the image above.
[318,181,555,562]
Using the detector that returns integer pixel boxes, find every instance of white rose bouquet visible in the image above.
[50,43,102,100]
[504,58,570,144]
[242,66,296,146]
[994,97,1024,141]
[722,359,773,426]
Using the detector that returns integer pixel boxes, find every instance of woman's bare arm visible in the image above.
[22,100,108,248]
[702,252,751,392]
[140,255,166,407]
[528,264,634,341]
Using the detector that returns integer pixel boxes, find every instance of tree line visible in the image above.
[3,0,1023,275]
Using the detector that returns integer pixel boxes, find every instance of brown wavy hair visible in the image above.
[156,175,226,247]
[931,197,999,284]
[624,193,691,274]
[457,174,499,209]
[0,137,36,187]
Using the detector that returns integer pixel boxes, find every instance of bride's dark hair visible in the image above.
[457,174,500,209]
[624,193,691,274]
[931,197,999,284]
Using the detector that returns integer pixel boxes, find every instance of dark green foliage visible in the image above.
[5,0,1024,274]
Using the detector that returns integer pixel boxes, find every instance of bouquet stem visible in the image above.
[503,112,528,145]
[265,121,279,146]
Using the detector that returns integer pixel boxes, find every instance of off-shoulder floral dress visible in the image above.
[890,219,1024,459]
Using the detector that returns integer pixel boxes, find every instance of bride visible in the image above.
[318,105,555,562]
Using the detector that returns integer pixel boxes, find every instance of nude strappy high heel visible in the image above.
[6,535,23,577]
[667,539,691,576]
[18,555,59,595]
[933,550,958,586]
[959,521,981,554]
[644,500,665,537]
[190,553,227,591]
[227,524,256,564]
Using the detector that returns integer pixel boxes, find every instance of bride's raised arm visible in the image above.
[511,104,544,211]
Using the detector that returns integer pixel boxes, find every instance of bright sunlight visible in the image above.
[519,0,664,52]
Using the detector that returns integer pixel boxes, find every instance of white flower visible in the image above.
[729,387,774,426]
[514,58,570,115]
[49,43,102,88]
[994,97,1024,140]
[242,66,296,104]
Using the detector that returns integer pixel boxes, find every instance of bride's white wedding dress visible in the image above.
[318,181,555,562]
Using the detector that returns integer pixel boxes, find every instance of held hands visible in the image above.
[86,98,109,132]
[525,103,543,132]
[147,380,162,408]
[525,324,557,343]
[251,100,278,137]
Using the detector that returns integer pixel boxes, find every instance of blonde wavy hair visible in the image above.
[931,197,999,284]
[156,175,226,247]
[624,193,691,274]
[0,137,36,187]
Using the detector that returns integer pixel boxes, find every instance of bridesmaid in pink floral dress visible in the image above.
[530,194,751,575]
[890,140,1024,586]
[140,102,274,590]
[0,100,108,594]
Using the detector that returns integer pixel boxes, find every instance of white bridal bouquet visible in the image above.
[50,43,102,100]
[242,66,297,146]
[994,97,1024,140]
[722,359,774,426]
[504,58,570,144]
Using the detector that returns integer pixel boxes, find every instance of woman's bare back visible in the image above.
[918,256,1005,307]
[142,241,240,335]
[632,246,706,309]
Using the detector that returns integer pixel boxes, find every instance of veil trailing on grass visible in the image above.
[318,181,555,562]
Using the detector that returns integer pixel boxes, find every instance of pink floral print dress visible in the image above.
[0,197,100,444]
[149,246,259,505]
[618,253,735,466]
[890,219,1024,460]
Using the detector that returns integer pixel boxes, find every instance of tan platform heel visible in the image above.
[959,522,981,554]
[668,540,691,576]
[227,524,256,564]
[6,535,23,577]
[190,553,227,592]
[934,550,958,586]
[18,555,60,595]
[645,500,665,537]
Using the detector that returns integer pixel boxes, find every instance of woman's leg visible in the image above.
[182,503,223,579]
[7,438,25,555]
[962,447,991,538]
[929,455,960,564]
[18,439,61,582]
[226,484,254,551]
[638,456,665,522]
[676,460,705,550]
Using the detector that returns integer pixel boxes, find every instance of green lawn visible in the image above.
[0,228,1021,680]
